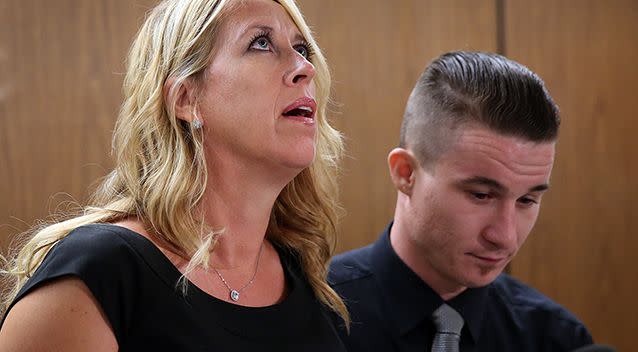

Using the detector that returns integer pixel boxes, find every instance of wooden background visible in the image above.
[1,1,636,350]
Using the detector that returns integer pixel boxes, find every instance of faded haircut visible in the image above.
[399,51,560,169]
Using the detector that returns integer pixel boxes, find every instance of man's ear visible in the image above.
[387,148,418,195]
[164,77,198,123]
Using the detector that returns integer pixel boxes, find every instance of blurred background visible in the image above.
[0,0,636,349]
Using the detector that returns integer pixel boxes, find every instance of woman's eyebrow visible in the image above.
[239,24,274,39]
[239,23,305,43]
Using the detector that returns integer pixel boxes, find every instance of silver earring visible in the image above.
[192,117,203,129]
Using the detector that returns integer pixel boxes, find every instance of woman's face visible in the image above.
[198,0,318,173]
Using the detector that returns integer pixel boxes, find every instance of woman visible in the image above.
[0,0,348,350]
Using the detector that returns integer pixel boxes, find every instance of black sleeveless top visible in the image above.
[3,224,346,351]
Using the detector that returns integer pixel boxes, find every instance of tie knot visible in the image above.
[432,303,464,335]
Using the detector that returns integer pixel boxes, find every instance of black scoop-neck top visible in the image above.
[4,224,346,351]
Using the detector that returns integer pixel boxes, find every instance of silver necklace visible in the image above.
[213,242,264,302]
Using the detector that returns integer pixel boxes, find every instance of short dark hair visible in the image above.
[400,51,559,167]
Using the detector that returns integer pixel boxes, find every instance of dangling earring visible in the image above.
[192,114,203,129]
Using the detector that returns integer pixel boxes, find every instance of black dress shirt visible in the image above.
[328,223,593,352]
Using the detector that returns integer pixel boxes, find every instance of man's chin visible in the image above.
[464,271,503,288]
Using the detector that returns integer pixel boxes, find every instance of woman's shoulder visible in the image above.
[0,276,119,351]
[60,222,142,249]
[48,222,184,289]
[44,223,151,270]
[3,223,157,345]
[25,223,154,288]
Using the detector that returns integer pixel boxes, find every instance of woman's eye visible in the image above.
[250,36,271,51]
[294,44,310,59]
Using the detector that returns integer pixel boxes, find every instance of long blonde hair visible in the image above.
[1,0,348,325]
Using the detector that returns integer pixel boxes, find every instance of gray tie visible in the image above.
[431,304,464,352]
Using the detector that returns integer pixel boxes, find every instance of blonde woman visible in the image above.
[0,0,348,350]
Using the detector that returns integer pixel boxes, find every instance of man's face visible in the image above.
[406,126,555,292]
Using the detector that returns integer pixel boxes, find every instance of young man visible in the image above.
[329,51,593,351]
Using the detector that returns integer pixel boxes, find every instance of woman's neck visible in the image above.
[199,152,298,268]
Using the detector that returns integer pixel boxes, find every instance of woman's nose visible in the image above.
[283,50,315,87]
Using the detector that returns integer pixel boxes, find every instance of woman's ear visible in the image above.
[387,148,417,196]
[164,77,198,123]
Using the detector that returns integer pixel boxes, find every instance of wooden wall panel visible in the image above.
[298,0,498,251]
[0,1,155,248]
[505,1,638,349]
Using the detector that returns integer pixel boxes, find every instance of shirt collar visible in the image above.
[369,222,490,342]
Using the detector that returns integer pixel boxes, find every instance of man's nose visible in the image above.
[482,203,518,250]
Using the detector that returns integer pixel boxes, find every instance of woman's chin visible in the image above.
[279,153,316,172]
[277,140,316,170]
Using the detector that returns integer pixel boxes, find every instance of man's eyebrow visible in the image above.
[529,183,550,192]
[458,176,505,192]
[458,176,550,193]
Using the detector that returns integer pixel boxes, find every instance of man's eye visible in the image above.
[471,192,491,200]
[518,197,538,206]
[250,36,271,51]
